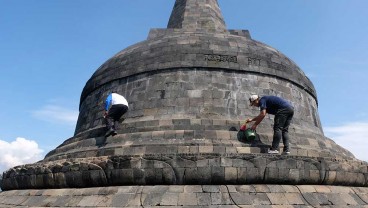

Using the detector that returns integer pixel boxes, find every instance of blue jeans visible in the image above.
[272,107,294,151]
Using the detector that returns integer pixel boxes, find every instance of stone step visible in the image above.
[1,185,368,207]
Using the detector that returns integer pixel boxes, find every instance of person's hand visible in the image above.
[240,124,247,131]
[251,124,257,130]
[103,111,108,118]
[245,118,252,123]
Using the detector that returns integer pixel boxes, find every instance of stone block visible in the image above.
[246,167,261,183]
[284,193,305,205]
[254,185,270,193]
[314,185,331,193]
[226,147,237,154]
[309,169,321,183]
[325,193,348,205]
[297,149,308,157]
[213,192,233,205]
[324,171,337,185]
[133,168,145,184]
[197,192,211,206]
[160,193,179,206]
[301,193,320,206]
[267,185,285,193]
[225,167,237,184]
[146,168,164,184]
[251,193,271,205]
[211,167,225,184]
[357,193,368,204]
[184,168,201,184]
[143,193,163,206]
[221,158,233,167]
[50,195,75,207]
[281,185,299,193]
[178,146,190,154]
[178,193,198,206]
[329,186,354,193]
[297,185,316,193]
[266,193,288,205]
[168,185,184,193]
[289,168,300,183]
[197,167,212,184]
[264,167,279,182]
[77,195,106,207]
[236,147,251,153]
[189,146,199,153]
[229,192,253,205]
[202,185,220,193]
[213,146,226,154]
[126,192,144,206]
[199,146,213,153]
[2,195,28,205]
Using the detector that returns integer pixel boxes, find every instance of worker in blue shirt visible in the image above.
[245,95,294,154]
[104,92,129,137]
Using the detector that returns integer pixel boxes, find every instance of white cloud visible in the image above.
[324,122,368,162]
[0,138,44,173]
[31,105,78,126]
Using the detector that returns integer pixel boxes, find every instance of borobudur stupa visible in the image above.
[1,0,368,207]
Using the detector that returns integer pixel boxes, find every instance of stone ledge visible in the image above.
[2,154,367,190]
[0,185,367,207]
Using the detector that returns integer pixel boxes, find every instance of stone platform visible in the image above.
[1,185,368,207]
[2,153,367,191]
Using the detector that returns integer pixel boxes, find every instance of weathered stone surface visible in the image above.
[1,154,367,190]
[0,184,348,207]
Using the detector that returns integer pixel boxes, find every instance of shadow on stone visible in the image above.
[229,126,238,131]
[237,129,268,147]
[96,137,107,147]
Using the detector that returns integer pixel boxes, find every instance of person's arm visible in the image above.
[104,94,112,117]
[245,109,266,130]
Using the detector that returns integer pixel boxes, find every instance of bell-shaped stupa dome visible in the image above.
[1,0,366,191]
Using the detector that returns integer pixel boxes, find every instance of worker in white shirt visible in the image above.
[104,92,129,137]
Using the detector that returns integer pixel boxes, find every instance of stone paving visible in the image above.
[1,185,368,207]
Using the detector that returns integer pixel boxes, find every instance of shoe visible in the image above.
[282,151,290,155]
[268,149,279,154]
[105,129,114,137]
[111,131,118,136]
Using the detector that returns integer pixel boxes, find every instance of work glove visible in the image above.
[240,124,247,131]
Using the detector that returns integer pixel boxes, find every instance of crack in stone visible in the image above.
[296,185,317,208]
[139,186,144,208]
[225,185,241,208]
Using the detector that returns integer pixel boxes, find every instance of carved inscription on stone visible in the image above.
[204,54,238,63]
[248,57,261,66]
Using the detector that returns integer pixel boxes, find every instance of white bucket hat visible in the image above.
[249,95,259,106]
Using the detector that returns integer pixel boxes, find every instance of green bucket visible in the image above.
[237,129,256,142]
[244,129,256,141]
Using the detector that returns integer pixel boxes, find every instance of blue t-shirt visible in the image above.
[259,96,293,115]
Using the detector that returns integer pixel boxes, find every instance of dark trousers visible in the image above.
[272,107,294,151]
[105,104,128,131]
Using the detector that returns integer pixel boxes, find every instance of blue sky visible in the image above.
[1,0,367,173]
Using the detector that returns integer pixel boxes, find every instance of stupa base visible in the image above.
[1,184,368,207]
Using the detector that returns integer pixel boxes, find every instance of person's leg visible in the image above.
[104,115,115,137]
[271,109,288,151]
[105,116,115,130]
[272,116,283,151]
[105,105,121,136]
[112,105,128,129]
[282,108,294,153]
[108,104,128,136]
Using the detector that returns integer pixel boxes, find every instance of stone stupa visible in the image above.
[1,0,367,207]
